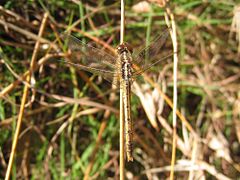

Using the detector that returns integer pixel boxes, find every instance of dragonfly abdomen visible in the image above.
[122,79,133,162]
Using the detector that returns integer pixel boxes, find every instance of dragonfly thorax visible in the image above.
[119,51,133,82]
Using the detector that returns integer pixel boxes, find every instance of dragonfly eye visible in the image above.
[125,43,133,54]
[116,44,125,54]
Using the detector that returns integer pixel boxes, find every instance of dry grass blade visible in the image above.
[165,7,178,180]
[133,82,158,130]
[143,160,232,180]
[120,1,125,180]
[39,93,118,113]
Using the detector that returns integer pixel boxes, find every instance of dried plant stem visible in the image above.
[4,13,48,180]
[165,8,178,180]
[120,0,125,180]
[119,92,125,180]
[120,0,125,44]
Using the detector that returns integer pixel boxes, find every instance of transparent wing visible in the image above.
[59,34,121,86]
[132,28,173,76]
[56,59,121,87]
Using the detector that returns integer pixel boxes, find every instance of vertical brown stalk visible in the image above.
[120,0,125,180]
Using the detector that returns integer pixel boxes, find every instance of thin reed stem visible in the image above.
[120,0,125,45]
[120,0,125,180]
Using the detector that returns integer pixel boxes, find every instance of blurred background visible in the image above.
[0,0,239,179]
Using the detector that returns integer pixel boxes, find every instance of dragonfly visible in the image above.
[58,29,173,161]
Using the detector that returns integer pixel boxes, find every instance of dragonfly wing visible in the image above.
[132,28,173,76]
[59,34,120,86]
[57,59,121,87]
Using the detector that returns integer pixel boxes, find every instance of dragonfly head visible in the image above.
[116,43,133,55]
